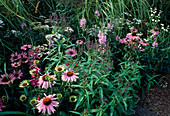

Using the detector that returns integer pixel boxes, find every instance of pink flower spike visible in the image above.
[36,94,59,115]
[80,18,86,27]
[61,70,79,82]
[76,40,83,45]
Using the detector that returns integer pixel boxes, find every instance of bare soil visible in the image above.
[142,73,170,116]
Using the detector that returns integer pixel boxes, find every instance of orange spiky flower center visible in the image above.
[67,71,73,76]
[43,97,51,105]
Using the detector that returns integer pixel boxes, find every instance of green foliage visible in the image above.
[0,0,169,116]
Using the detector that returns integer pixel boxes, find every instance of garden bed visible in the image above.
[0,0,169,116]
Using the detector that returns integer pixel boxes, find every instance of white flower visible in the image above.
[64,27,74,33]
[152,19,155,22]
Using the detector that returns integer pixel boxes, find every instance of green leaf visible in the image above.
[0,111,32,116]
[99,87,103,101]
[69,111,81,115]
[75,95,84,110]
[85,90,90,110]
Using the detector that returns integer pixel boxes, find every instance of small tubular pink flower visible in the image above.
[38,73,56,89]
[76,40,83,45]
[95,10,100,18]
[151,28,159,35]
[66,49,77,57]
[0,98,5,112]
[0,73,15,85]
[12,69,23,79]
[61,70,79,82]
[36,94,59,115]
[10,52,21,62]
[151,41,158,48]
[107,23,113,29]
[98,30,107,44]
[48,40,54,47]
[21,45,32,50]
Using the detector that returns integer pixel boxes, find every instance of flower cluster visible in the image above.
[80,18,87,31]
[98,30,107,53]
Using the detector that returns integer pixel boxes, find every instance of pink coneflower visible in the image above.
[38,73,56,89]
[36,94,59,115]
[120,38,128,44]
[0,98,5,111]
[11,62,21,68]
[21,45,32,50]
[128,38,140,44]
[61,70,79,82]
[140,39,149,46]
[131,28,138,32]
[126,31,140,40]
[66,49,77,57]
[21,53,29,63]
[0,74,15,85]
[12,69,23,79]
[20,52,27,57]
[76,40,83,45]
[10,52,21,62]
[151,28,159,35]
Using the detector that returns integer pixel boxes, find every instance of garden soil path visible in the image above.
[142,73,170,116]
